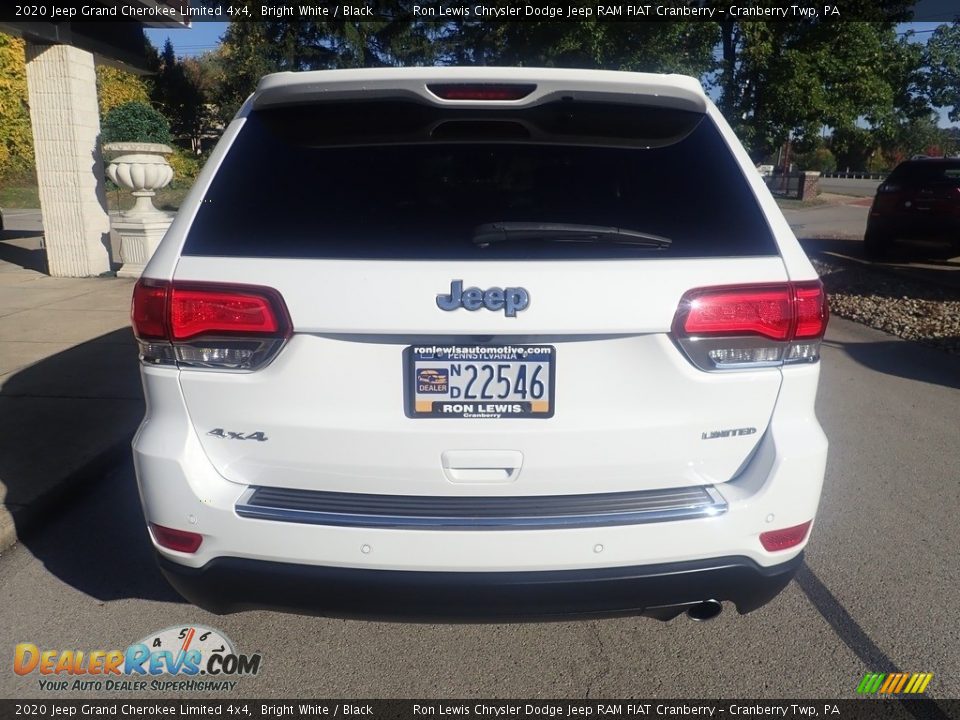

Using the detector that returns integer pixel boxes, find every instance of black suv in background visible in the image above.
[864,158,960,260]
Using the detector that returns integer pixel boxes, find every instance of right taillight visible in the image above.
[131,279,291,371]
[672,281,828,371]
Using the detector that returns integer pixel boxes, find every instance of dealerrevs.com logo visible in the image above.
[13,625,262,693]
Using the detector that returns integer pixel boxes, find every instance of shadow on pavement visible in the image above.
[1,328,181,602]
[822,338,960,390]
[808,250,960,300]
[795,564,951,720]
[17,454,184,604]
[800,236,960,288]
[866,264,960,291]
[799,236,868,260]
[0,236,47,273]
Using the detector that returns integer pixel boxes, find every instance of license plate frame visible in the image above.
[405,344,555,419]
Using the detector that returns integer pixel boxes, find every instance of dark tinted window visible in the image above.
[888,160,960,185]
[184,100,777,259]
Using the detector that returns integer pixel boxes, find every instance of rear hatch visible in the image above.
[874,160,960,227]
[170,74,791,496]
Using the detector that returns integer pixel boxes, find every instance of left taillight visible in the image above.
[131,279,291,371]
[671,280,829,371]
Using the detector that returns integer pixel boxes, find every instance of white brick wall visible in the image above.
[25,43,111,277]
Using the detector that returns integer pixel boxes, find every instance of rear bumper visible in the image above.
[867,213,960,240]
[157,552,803,621]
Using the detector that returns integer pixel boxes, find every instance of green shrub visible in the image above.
[167,148,202,188]
[101,101,172,145]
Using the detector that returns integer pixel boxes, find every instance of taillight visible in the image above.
[678,286,793,341]
[793,282,828,338]
[873,182,905,213]
[760,521,812,552]
[427,83,537,101]
[170,286,286,340]
[131,280,169,339]
[150,523,203,554]
[672,281,828,371]
[131,279,291,371]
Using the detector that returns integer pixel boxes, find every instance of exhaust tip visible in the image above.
[686,600,723,622]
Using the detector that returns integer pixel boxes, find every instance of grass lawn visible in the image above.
[0,183,40,208]
[775,195,830,210]
[107,185,191,212]
[1,179,190,212]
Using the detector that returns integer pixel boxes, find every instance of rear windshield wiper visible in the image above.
[472,222,672,248]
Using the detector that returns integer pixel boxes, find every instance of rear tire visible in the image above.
[863,228,894,261]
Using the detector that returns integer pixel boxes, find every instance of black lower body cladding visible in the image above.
[158,552,803,621]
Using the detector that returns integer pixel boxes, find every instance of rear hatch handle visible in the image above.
[441,450,524,484]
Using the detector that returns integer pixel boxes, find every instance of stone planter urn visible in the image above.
[103,142,175,278]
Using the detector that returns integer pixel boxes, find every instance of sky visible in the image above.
[145,22,227,56]
[144,21,956,127]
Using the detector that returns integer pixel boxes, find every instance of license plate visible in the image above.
[406,344,555,419]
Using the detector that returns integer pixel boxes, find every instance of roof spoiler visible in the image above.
[251,67,709,115]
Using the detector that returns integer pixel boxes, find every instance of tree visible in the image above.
[827,115,952,173]
[0,33,33,178]
[793,144,837,172]
[886,113,955,158]
[95,65,151,118]
[830,126,879,171]
[151,38,211,152]
[441,20,718,76]
[208,21,278,124]
[925,22,960,122]
[716,3,922,159]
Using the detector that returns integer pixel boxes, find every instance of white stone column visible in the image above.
[24,43,111,277]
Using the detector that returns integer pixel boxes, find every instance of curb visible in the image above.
[0,435,135,554]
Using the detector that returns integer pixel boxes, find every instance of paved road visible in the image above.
[1,317,957,701]
[781,202,870,240]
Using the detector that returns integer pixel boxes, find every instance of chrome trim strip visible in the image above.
[235,486,728,530]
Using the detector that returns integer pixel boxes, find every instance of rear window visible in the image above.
[183,99,778,260]
[888,161,960,185]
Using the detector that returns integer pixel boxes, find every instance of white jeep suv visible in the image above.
[131,67,828,621]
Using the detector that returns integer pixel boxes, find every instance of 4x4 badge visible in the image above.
[436,280,529,317]
[207,429,268,441]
